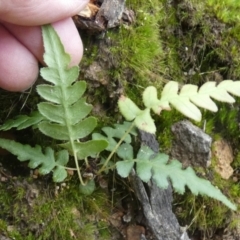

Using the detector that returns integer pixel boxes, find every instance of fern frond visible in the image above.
[118,98,156,134]
[116,145,236,210]
[92,122,137,174]
[0,25,108,187]
[36,25,108,184]
[92,121,137,152]
[0,112,44,130]
[38,25,108,158]
[119,80,240,133]
[144,80,240,121]
[0,138,68,182]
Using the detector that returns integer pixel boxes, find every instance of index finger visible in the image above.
[0,0,89,26]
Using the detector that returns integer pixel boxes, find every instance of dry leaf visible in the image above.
[78,3,99,18]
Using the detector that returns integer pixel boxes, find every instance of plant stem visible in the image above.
[97,122,135,174]
[64,167,77,171]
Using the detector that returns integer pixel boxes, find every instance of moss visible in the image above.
[174,156,238,236]
[107,0,166,92]
[207,0,240,24]
[155,109,185,151]
[232,151,240,169]
[174,191,230,235]
[0,177,111,240]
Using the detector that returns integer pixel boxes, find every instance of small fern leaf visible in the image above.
[116,160,135,178]
[0,138,69,182]
[142,86,163,114]
[117,146,236,210]
[165,160,236,210]
[38,117,97,141]
[117,143,134,160]
[188,85,218,112]
[137,160,152,182]
[0,112,44,131]
[92,122,137,152]
[218,80,240,96]
[38,102,66,125]
[134,108,156,133]
[201,81,235,102]
[136,145,159,182]
[118,95,142,121]
[135,145,236,210]
[157,81,178,111]
[60,140,108,159]
[75,140,108,159]
[38,122,69,140]
[116,143,135,178]
[41,24,79,86]
[92,133,118,152]
[41,67,79,86]
[38,98,92,125]
[37,81,86,105]
[53,166,68,182]
[171,96,202,121]
[55,149,69,165]
[155,80,240,121]
[102,125,132,143]
[53,150,69,182]
[79,179,96,195]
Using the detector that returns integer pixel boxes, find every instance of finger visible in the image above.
[0,24,38,92]
[3,18,84,66]
[0,0,89,26]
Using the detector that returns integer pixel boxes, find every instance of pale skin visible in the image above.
[0,0,89,91]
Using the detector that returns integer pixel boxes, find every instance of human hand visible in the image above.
[0,0,89,91]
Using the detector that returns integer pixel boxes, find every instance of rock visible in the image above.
[128,129,191,240]
[126,225,145,240]
[171,120,212,168]
[84,61,109,85]
[213,139,234,179]
[74,0,133,32]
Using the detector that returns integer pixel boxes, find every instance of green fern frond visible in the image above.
[116,145,237,210]
[0,112,44,130]
[0,25,108,186]
[0,138,68,182]
[119,80,240,133]
[92,122,137,174]
[118,97,156,134]
[37,25,108,183]
[145,80,240,121]
[39,26,107,147]
[92,121,137,152]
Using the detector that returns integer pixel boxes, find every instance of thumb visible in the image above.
[0,0,89,26]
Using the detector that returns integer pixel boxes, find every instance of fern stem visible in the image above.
[97,122,135,174]
[84,157,89,167]
[57,65,85,185]
[73,151,85,185]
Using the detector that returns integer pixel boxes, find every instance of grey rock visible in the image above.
[171,120,212,168]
